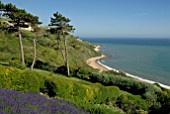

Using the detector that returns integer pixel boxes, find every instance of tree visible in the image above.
[3,3,37,66]
[49,12,75,76]
[30,16,42,70]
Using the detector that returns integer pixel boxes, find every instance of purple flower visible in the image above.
[0,89,88,114]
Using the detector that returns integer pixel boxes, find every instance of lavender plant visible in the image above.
[0,89,88,114]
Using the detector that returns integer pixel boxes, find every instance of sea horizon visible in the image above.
[81,38,170,87]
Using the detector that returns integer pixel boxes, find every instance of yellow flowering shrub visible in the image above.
[0,65,39,93]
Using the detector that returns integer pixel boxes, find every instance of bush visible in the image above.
[40,75,122,113]
[9,59,26,69]
[105,70,127,77]
[149,90,170,114]
[0,66,39,93]
[116,94,150,113]
[23,70,40,93]
[75,71,161,98]
[72,68,92,80]
[34,60,58,72]
[55,65,67,75]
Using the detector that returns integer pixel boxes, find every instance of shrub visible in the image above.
[23,70,40,93]
[142,87,158,104]
[0,66,39,93]
[55,65,67,75]
[105,70,127,77]
[149,90,170,114]
[116,94,150,113]
[72,68,92,80]
[77,71,160,98]
[9,59,25,69]
[40,75,122,113]
[34,60,58,72]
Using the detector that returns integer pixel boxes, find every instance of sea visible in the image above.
[81,38,170,86]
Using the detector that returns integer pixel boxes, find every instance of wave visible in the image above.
[97,60,170,90]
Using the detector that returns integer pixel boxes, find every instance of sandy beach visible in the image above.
[86,45,109,72]
[86,45,170,90]
[86,54,108,72]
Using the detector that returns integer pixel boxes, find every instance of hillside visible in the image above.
[0,29,170,113]
[0,29,98,72]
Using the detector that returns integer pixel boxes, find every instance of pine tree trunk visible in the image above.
[63,32,70,76]
[31,37,36,70]
[18,29,25,66]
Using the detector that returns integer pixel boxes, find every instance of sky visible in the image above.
[2,0,170,38]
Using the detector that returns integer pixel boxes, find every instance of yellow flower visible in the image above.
[85,86,94,100]
[5,68,10,76]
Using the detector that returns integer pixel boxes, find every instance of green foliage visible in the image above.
[149,90,170,114]
[116,94,149,113]
[1,64,169,113]
[74,71,161,99]
[142,87,158,104]
[9,59,26,69]
[33,70,153,113]
[72,67,93,80]
[21,30,35,38]
[0,65,39,93]
[37,38,55,47]
[0,29,97,73]
[105,70,127,77]
[32,70,124,113]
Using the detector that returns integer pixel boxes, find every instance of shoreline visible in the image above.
[86,54,108,72]
[98,60,170,90]
[87,45,170,90]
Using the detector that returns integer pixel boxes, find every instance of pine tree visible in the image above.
[49,12,75,76]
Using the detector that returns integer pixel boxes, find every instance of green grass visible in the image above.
[0,30,98,71]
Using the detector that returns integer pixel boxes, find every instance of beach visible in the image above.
[86,54,108,72]
[86,45,170,90]
[86,45,109,72]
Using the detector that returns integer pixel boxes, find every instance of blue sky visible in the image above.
[2,0,170,38]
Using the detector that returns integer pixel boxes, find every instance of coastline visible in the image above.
[86,54,108,72]
[87,45,170,90]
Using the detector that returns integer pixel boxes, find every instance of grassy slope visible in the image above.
[0,30,98,71]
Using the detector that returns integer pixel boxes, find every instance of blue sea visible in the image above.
[82,38,170,86]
